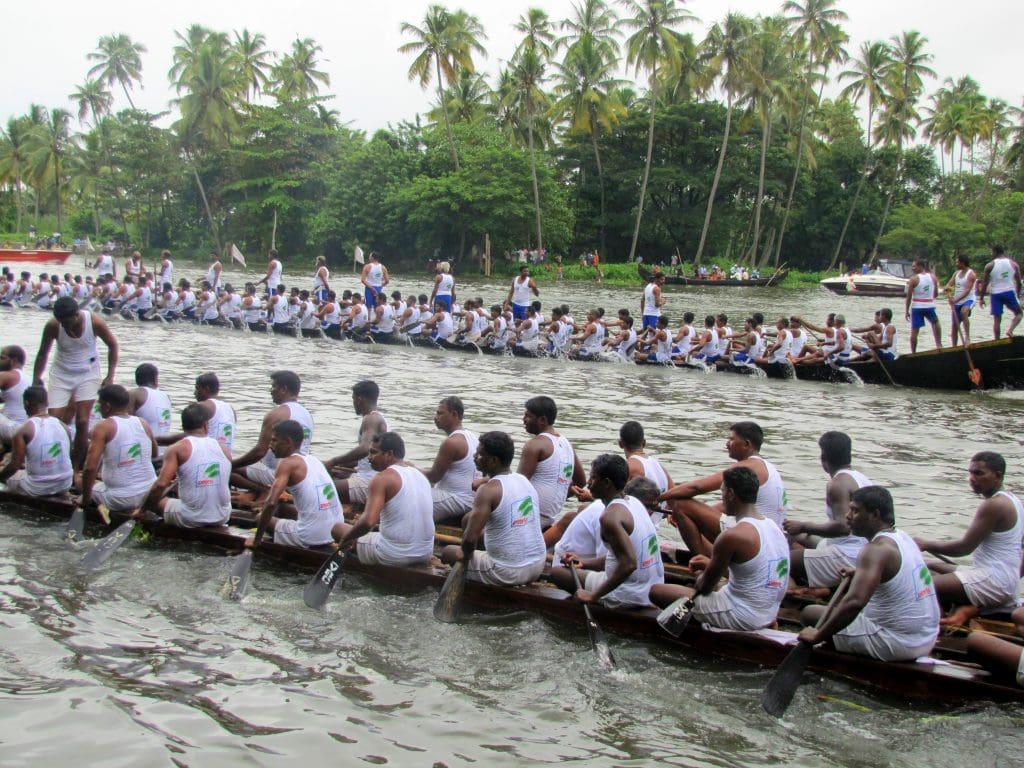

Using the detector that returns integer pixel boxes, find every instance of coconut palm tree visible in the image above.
[230,29,274,104]
[400,4,488,171]
[169,25,223,91]
[515,8,557,61]
[273,37,330,102]
[69,80,113,128]
[0,117,32,232]
[692,12,753,266]
[558,0,620,54]
[87,33,147,110]
[24,108,72,229]
[620,0,696,262]
[429,70,493,124]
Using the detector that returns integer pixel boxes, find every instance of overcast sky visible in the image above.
[4,0,1021,136]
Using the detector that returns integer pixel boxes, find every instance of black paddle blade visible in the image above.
[434,560,467,623]
[570,567,616,670]
[223,551,253,601]
[761,642,814,717]
[656,596,695,637]
[303,551,344,609]
[77,519,136,570]
[64,506,86,548]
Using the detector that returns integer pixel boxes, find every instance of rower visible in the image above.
[268,284,294,336]
[297,290,322,338]
[550,455,665,608]
[914,451,1023,620]
[724,317,761,367]
[640,272,666,332]
[257,248,283,298]
[158,372,237,453]
[230,370,314,498]
[332,432,435,566]
[620,420,672,503]
[755,317,793,365]
[158,250,173,287]
[966,607,1024,688]
[343,293,370,337]
[421,396,479,525]
[128,363,173,456]
[635,316,672,364]
[945,253,977,345]
[0,385,73,498]
[482,304,510,351]
[670,312,697,361]
[650,466,789,630]
[977,244,1022,339]
[240,283,265,331]
[784,431,871,587]
[797,486,940,661]
[661,421,788,557]
[571,309,605,359]
[545,306,573,356]
[792,313,835,364]
[245,420,343,549]
[79,384,158,512]
[904,258,942,353]
[604,315,637,361]
[517,395,585,530]
[313,255,331,302]
[439,430,546,586]
[689,315,718,363]
[360,251,389,311]
[318,290,342,339]
[430,261,455,313]
[0,345,30,451]
[507,265,539,323]
[514,305,542,354]
[325,380,388,505]
[850,308,898,362]
[134,403,232,528]
[32,297,119,470]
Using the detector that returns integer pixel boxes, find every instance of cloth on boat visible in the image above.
[465,550,545,587]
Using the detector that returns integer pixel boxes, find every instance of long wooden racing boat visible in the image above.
[0,247,72,265]
[2,487,1021,706]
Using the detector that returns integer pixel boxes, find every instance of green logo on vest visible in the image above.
[303,427,311,441]
[161,409,171,420]
[647,534,659,556]
[918,565,933,586]
[775,558,789,579]
[47,443,62,458]
[126,443,142,459]
[204,463,220,478]
[561,463,573,480]
[222,424,233,437]
[517,497,534,516]
[321,483,336,501]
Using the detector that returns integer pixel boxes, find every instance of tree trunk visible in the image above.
[436,59,460,171]
[870,147,901,262]
[589,107,607,257]
[694,91,733,267]
[191,157,221,252]
[829,160,869,272]
[775,74,816,265]
[122,82,136,110]
[628,64,658,263]
[750,108,770,264]
[53,155,62,231]
[14,176,23,233]
[526,104,543,252]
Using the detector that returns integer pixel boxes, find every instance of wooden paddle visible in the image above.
[434,559,468,623]
[223,550,253,601]
[761,573,853,717]
[656,595,697,637]
[958,325,983,388]
[64,506,85,548]
[570,566,616,670]
[303,549,346,609]
[77,519,136,570]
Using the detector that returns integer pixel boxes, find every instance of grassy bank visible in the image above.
[486,260,827,288]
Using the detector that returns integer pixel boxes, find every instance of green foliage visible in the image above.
[879,204,986,272]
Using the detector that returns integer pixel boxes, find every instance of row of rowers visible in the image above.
[3,353,1024,669]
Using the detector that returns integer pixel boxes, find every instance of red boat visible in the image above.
[0,247,72,265]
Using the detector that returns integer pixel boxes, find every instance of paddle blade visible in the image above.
[587,614,617,670]
[223,551,253,601]
[968,367,982,387]
[64,506,85,548]
[761,642,814,717]
[656,596,695,637]
[77,519,136,570]
[303,551,345,609]
[434,560,468,623]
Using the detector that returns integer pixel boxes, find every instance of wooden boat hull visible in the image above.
[639,265,786,287]
[2,487,1021,705]
[0,248,72,265]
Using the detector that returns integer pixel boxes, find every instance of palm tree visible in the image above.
[65,132,105,236]
[620,0,696,262]
[273,37,330,102]
[230,29,274,104]
[400,4,488,171]
[169,25,224,91]
[69,80,113,128]
[24,109,72,229]
[514,8,557,61]
[87,33,146,109]
[775,0,848,263]
[0,117,32,231]
[430,70,492,123]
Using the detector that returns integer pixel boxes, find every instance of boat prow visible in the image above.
[0,248,73,265]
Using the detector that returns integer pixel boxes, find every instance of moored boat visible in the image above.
[0,247,73,265]
[640,265,788,287]
[2,487,1021,706]
[820,259,911,297]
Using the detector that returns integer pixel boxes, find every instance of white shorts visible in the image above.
[92,482,149,512]
[431,486,472,522]
[834,612,936,661]
[955,565,1020,612]
[465,550,545,587]
[356,532,432,567]
[803,542,857,588]
[244,461,276,487]
[4,470,71,497]
[346,474,370,504]
[583,570,648,609]
[692,588,767,631]
[48,366,102,409]
[162,498,229,528]
[0,413,24,441]
[271,518,331,548]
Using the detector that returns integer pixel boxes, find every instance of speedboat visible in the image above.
[820,259,911,297]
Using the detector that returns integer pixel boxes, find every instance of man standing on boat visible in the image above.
[206,252,223,293]
[420,396,479,526]
[641,272,666,332]
[332,432,434,566]
[134,402,232,528]
[0,345,30,453]
[360,251,389,311]
[429,261,456,313]
[945,253,977,346]
[977,245,1022,339]
[796,486,939,662]
[313,256,330,302]
[32,297,119,471]
[517,396,586,529]
[230,371,314,500]
[325,380,388,506]
[93,249,116,280]
[904,259,942,353]
[440,430,547,586]
[257,249,283,298]
[507,265,539,322]
[914,451,1022,623]
[0,385,73,498]
[660,421,788,557]
[785,432,871,588]
[650,466,789,630]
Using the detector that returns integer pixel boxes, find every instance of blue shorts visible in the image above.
[435,295,452,312]
[991,290,1021,317]
[877,349,896,361]
[512,303,529,321]
[642,315,659,331]
[953,300,973,318]
[911,307,939,328]
[732,352,750,363]
[365,287,382,309]
[315,288,328,302]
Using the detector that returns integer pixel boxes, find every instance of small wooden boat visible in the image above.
[0,247,72,265]
[639,265,788,287]
[2,487,1022,706]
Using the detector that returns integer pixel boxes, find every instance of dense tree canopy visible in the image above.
[2,3,1023,277]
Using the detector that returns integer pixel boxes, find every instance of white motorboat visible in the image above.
[820,259,912,297]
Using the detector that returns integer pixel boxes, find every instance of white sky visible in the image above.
[3,0,1021,135]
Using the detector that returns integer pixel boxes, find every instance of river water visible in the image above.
[1,258,1022,767]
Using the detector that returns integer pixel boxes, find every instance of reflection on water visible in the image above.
[1,259,1022,764]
